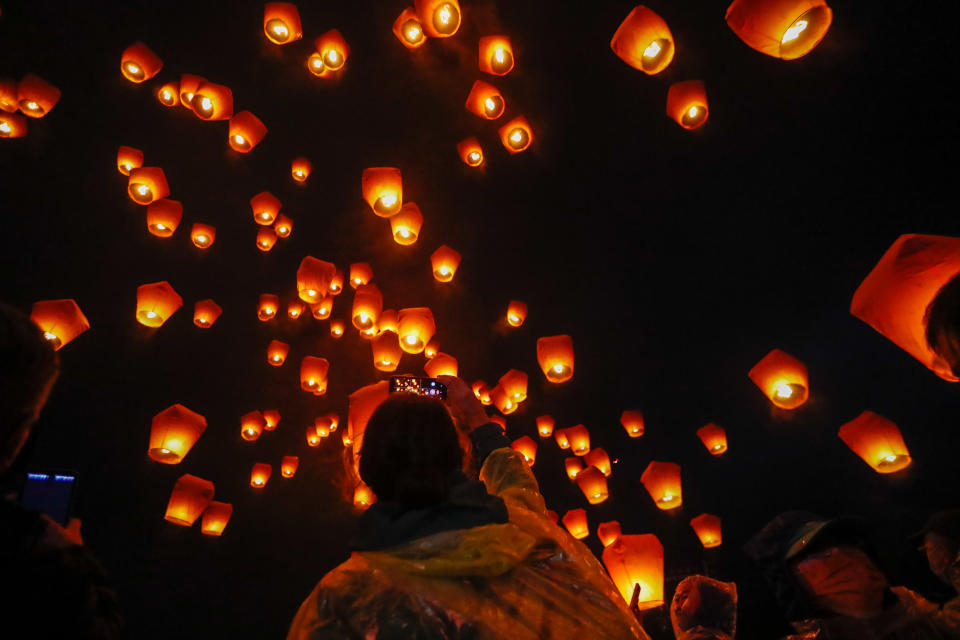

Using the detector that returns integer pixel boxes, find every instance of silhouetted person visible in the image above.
[926,276,960,380]
[288,376,649,640]
[894,510,960,637]
[0,303,122,639]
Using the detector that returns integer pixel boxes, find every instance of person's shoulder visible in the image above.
[0,498,47,557]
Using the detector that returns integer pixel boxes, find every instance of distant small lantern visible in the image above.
[329,270,345,295]
[241,410,267,441]
[457,137,484,167]
[193,299,222,328]
[577,467,609,504]
[621,410,645,437]
[378,309,399,334]
[250,191,282,226]
[330,320,345,338]
[192,82,233,121]
[0,112,27,138]
[393,7,428,49]
[479,36,515,75]
[465,80,505,120]
[499,116,533,154]
[149,404,207,463]
[157,81,179,107]
[603,534,664,609]
[598,521,622,547]
[127,167,170,205]
[327,412,340,432]
[291,157,312,182]
[256,228,278,252]
[164,474,214,526]
[178,74,206,107]
[288,300,305,319]
[306,53,330,77]
[562,508,589,539]
[690,513,723,549]
[424,339,440,360]
[306,427,321,447]
[191,223,216,249]
[30,299,90,350]
[281,456,299,478]
[263,410,281,430]
[424,352,458,377]
[506,301,527,327]
[537,334,574,383]
[391,203,423,245]
[431,245,461,282]
[298,257,337,303]
[315,416,334,438]
[17,74,61,118]
[748,349,809,409]
[301,356,330,394]
[274,214,293,238]
[120,42,163,83]
[566,424,591,456]
[310,295,334,320]
[511,436,537,466]
[565,456,583,481]
[555,428,571,450]
[838,411,912,474]
[415,0,461,37]
[136,281,182,327]
[349,262,374,289]
[267,339,290,366]
[315,29,349,71]
[264,2,303,45]
[610,5,675,74]
[361,167,403,217]
[228,111,267,152]
[146,199,182,237]
[117,146,144,176]
[200,501,233,536]
[372,330,403,372]
[353,482,376,508]
[258,294,279,321]
[536,415,555,438]
[352,283,383,332]
[641,461,682,510]
[0,78,18,112]
[585,447,612,476]
[726,0,833,60]
[250,463,272,488]
[697,423,728,455]
[667,80,709,130]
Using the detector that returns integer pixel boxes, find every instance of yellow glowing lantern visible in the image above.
[567,424,591,456]
[329,270,344,295]
[330,320,345,338]
[562,509,589,539]
[424,352,458,378]
[290,157,312,183]
[117,146,144,176]
[192,299,222,328]
[431,245,461,282]
[690,513,723,549]
[263,410,281,430]
[415,0,461,37]
[565,456,583,481]
[228,110,267,152]
[136,281,182,327]
[178,74,206,107]
[610,5,675,75]
[310,295,333,320]
[352,283,382,331]
[287,300,305,319]
[281,456,299,478]
[148,404,206,464]
[424,339,440,360]
[506,300,527,327]
[536,415,555,438]
[726,0,833,60]
[748,348,809,409]
[157,81,179,107]
[16,74,61,118]
[0,112,27,138]
[479,36,515,75]
[577,467,609,505]
[250,190,282,226]
[146,199,182,238]
[297,257,337,303]
[0,78,18,112]
[241,410,267,441]
[267,339,289,366]
[258,294,279,321]
[499,369,528,404]
[30,299,89,350]
[273,214,293,239]
[192,82,233,121]
[378,309,400,334]
[200,501,232,536]
[353,482,376,508]
[127,167,169,205]
[598,521,622,547]
[537,334,574,383]
[492,385,517,415]
[603,534,664,609]
[697,422,728,456]
[393,7,428,49]
[499,116,533,154]
[555,428,571,450]
[391,203,423,245]
[457,137,484,167]
[641,461,682,510]
[306,427,321,447]
[667,80,709,130]
[164,474,214,526]
[256,228,278,252]
[315,416,333,438]
[191,223,216,249]
[315,29,349,71]
[838,411,912,474]
[301,356,330,394]
[306,53,330,77]
[264,2,303,45]
[250,463,272,488]
[398,307,436,354]
[465,80,505,120]
[361,167,403,217]
[471,380,489,401]
[511,436,537,466]
[372,330,403,372]
[326,412,340,432]
[120,41,163,83]
[349,262,373,289]
[621,410,645,437]
[585,448,612,476]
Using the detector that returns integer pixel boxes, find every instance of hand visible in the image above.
[438,376,489,432]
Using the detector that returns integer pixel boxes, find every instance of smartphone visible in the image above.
[389,376,447,399]
[20,470,77,526]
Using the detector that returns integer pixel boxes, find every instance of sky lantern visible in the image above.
[641,461,682,510]
[264,2,302,44]
[506,301,527,327]
[306,427,321,447]
[200,501,232,536]
[263,410,281,430]
[349,262,374,289]
[30,299,89,350]
[726,0,833,60]
[424,339,439,360]
[471,380,489,401]
[499,116,533,154]
[415,0,461,37]
[117,146,144,176]
[603,534,664,609]
[372,330,403,372]
[390,203,423,245]
[267,339,290,366]
[697,423,728,456]
[0,112,27,138]
[310,295,334,320]
[330,320,345,338]
[598,521,622,548]
[157,81,179,107]
[457,137,484,167]
[667,80,709,130]
[193,299,222,328]
[192,82,233,121]
[291,157,312,182]
[562,509,589,540]
[329,270,344,295]
[315,416,334,438]
[610,5,675,75]
[16,74,60,118]
[479,36,515,75]
[306,53,330,78]
[474,381,492,404]
[148,404,207,464]
[240,410,267,442]
[164,474,214,526]
[431,245,461,283]
[178,74,206,107]
[0,78,17,112]
[228,111,267,152]
[621,410,645,437]
[301,356,330,395]
[748,349,810,409]
[488,387,514,415]
[585,448,612,476]
[127,167,169,205]
[136,281,182,327]
[256,228,278,252]
[250,191,282,225]
[189,223,216,249]
[298,257,337,304]
[511,436,537,466]
[499,369,528,404]
[326,412,340,432]
[315,29,349,71]
[537,334,574,383]
[347,381,390,470]
[120,41,162,83]
[378,309,399,334]
[145,199,182,237]
[361,167,403,217]
[555,428,571,450]
[281,456,299,478]
[838,411,912,474]
[250,463,272,488]
[258,294,279,321]
[352,283,382,332]
[465,80,505,120]
[397,307,435,354]
[287,300,305,319]
[690,513,723,549]
[566,424,591,456]
[536,415,555,438]
[274,214,293,238]
[353,483,376,509]
[393,7,428,49]
[565,457,583,481]
[424,352,458,377]
[577,467,609,504]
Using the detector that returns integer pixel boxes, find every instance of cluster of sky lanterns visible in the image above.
[0,73,60,139]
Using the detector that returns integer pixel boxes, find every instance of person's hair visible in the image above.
[0,303,60,472]
[925,273,960,378]
[359,393,463,509]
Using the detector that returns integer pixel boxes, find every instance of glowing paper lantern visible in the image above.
[492,386,517,415]
[327,413,340,432]
[465,80,505,120]
[30,299,89,350]
[136,281,182,327]
[536,334,574,383]
[354,482,376,508]
[349,262,373,289]
[128,167,169,205]
[479,36,515,75]
[457,137,484,167]
[567,424,590,456]
[250,463,272,488]
[149,404,207,463]
[621,410,645,437]
[287,300,304,319]
[228,111,267,152]
[431,245,461,283]
[667,80,709,130]
[291,157,312,182]
[0,112,27,138]
[506,301,527,327]
[315,416,333,438]
[281,456,299,478]
[306,427,321,447]
[378,309,399,334]
[330,320,345,338]
[610,6,675,75]
[352,284,383,333]
[424,339,440,360]
[298,257,337,304]
[690,513,723,548]
[555,428,571,449]
[475,381,492,404]
[306,53,330,77]
[748,349,809,409]
[315,29,349,71]
[565,457,583,481]
[697,423,728,455]
[310,295,334,320]
[241,411,267,442]
[585,448,612,476]
[300,356,330,394]
[499,369,528,404]
[499,116,533,154]
[390,203,423,245]
[256,228,278,252]
[577,467,609,504]
[361,167,403,217]
[263,410,281,430]
[641,461,682,510]
[329,270,344,295]
[120,42,163,83]
[165,474,214,526]
[562,509,589,539]
[424,352,458,377]
[146,199,182,237]
[17,74,61,118]
[157,81,179,107]
[192,82,233,121]
[511,436,537,466]
[178,74,206,107]
[838,411,912,474]
[264,2,303,45]
[536,415,555,438]
[598,521,622,547]
[258,294,279,321]
[398,307,435,354]
[603,534,664,609]
[415,0,461,37]
[372,330,403,372]
[117,146,144,176]
[267,339,289,366]
[193,299,222,328]
[471,380,489,401]
[393,8,428,49]
[251,191,282,226]
[0,78,17,112]
[201,501,232,536]
[726,0,833,60]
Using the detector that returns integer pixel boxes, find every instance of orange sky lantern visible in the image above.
[603,534,664,609]
[241,410,267,442]
[228,111,267,152]
[190,223,216,249]
[127,167,169,205]
[157,81,179,107]
[479,36,515,75]
[306,427,321,447]
[120,41,162,83]
[192,82,233,121]
[17,74,61,118]
[117,146,144,176]
[415,0,461,37]
[585,448,612,476]
[298,257,337,304]
[424,339,439,360]
[256,228,278,252]
[274,214,293,238]
[667,80,709,130]
[566,424,590,456]
[562,508,589,539]
[378,309,399,334]
[565,456,583,481]
[200,501,232,536]
[506,300,527,327]
[263,410,281,430]
[555,428,571,449]
[424,352,458,377]
[264,2,303,45]
[488,388,513,415]
[838,411,912,474]
[289,157,312,184]
[281,456,299,478]
[164,474,214,526]
[641,461,682,510]
[349,262,373,289]
[610,6,675,75]
[621,410,645,437]
[536,415,555,438]
[258,293,279,321]
[690,513,723,549]
[748,349,809,409]
[287,300,305,319]
[30,299,89,350]
[250,191,282,226]
[697,422,728,456]
[0,78,17,112]
[329,270,344,295]
[330,320,345,338]
[499,116,533,154]
[315,29,349,71]
[537,334,574,383]
[726,0,833,60]
[362,167,403,217]
[499,369,528,404]
[577,467,609,505]
[465,80,505,120]
[372,330,403,372]
[393,8,428,49]
[306,52,331,78]
[327,412,340,432]
[146,199,182,237]
[149,404,206,464]
[310,295,334,320]
[315,416,334,438]
[457,137,484,167]
[431,245,461,283]
[471,380,489,400]
[510,436,537,466]
[598,521,622,547]
[178,74,206,107]
[0,112,27,138]
[136,281,182,327]
[267,339,289,366]
[354,482,376,509]
[352,283,382,332]
[475,381,492,404]
[391,203,423,245]
[347,381,390,472]
[250,463,272,488]
[192,299,222,328]
[301,356,330,395]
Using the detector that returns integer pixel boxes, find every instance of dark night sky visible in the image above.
[2,1,960,638]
